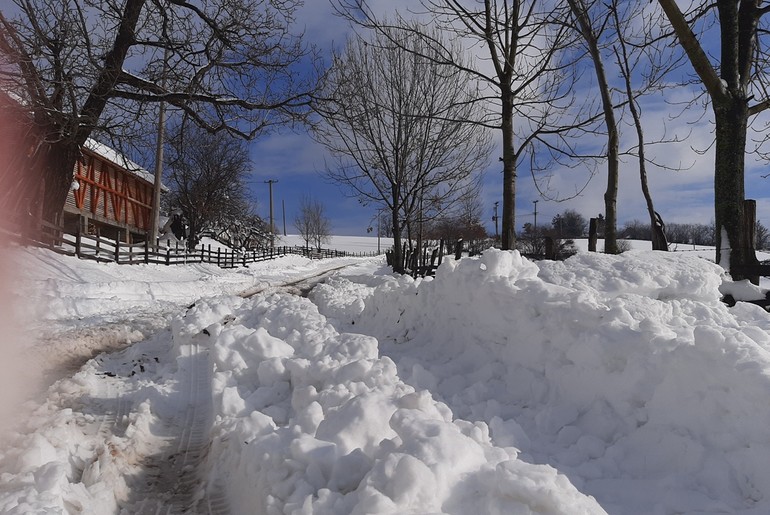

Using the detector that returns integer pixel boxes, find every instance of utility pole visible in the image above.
[149,48,170,247]
[264,179,278,247]
[493,201,499,239]
[282,199,287,236]
[533,199,539,235]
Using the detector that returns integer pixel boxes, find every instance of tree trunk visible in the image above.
[567,0,619,254]
[391,206,404,274]
[613,39,668,252]
[603,124,620,254]
[500,88,516,251]
[714,97,757,276]
[2,138,48,232]
[40,140,80,225]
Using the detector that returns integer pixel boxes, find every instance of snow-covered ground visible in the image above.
[276,234,394,254]
[2,238,770,514]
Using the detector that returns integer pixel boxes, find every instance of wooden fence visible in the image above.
[3,219,378,268]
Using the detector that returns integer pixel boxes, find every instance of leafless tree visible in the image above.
[294,195,331,252]
[756,220,770,250]
[312,24,492,273]
[565,0,680,253]
[609,0,673,251]
[0,0,316,228]
[666,222,716,247]
[165,123,256,250]
[656,0,770,276]
[332,0,585,253]
[565,0,621,254]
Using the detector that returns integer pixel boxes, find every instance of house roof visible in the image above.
[83,138,168,191]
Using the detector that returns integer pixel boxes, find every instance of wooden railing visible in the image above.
[2,220,379,268]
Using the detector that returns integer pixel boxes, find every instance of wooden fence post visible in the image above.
[75,223,82,258]
[588,218,598,252]
[166,247,170,265]
[217,247,221,266]
[115,238,121,263]
[454,239,463,260]
[744,199,759,285]
[144,238,149,264]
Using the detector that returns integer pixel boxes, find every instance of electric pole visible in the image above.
[493,201,499,239]
[533,199,539,235]
[265,179,278,247]
[149,48,170,247]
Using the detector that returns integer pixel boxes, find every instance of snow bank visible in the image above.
[11,246,321,324]
[173,291,605,514]
[8,240,770,514]
[313,249,770,514]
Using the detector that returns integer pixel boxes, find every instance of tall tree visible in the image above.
[333,0,580,252]
[165,123,255,250]
[566,0,620,254]
[313,24,491,273]
[657,0,768,276]
[0,0,315,227]
[610,0,671,251]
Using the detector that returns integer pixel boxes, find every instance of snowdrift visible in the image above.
[5,246,770,514]
[180,290,604,514]
[312,249,770,514]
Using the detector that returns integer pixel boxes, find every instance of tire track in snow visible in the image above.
[239,263,353,298]
[75,262,356,513]
[122,337,228,515]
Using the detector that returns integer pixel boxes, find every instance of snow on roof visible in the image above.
[83,138,166,190]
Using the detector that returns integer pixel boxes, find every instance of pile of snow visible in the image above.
[192,292,603,514]
[4,242,770,514]
[312,249,770,514]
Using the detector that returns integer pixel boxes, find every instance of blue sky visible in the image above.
[245,1,770,238]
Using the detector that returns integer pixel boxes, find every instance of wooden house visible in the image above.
[63,139,163,243]
[0,91,163,243]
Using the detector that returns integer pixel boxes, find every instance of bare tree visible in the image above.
[609,0,672,251]
[566,0,621,254]
[0,0,316,228]
[666,222,716,247]
[656,0,770,276]
[294,195,331,252]
[333,0,583,252]
[313,24,491,273]
[165,123,256,250]
[565,0,680,253]
[757,220,770,251]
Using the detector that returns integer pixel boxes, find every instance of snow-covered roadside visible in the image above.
[312,249,770,514]
[6,245,369,390]
[195,283,602,514]
[0,249,604,514]
[4,242,770,514]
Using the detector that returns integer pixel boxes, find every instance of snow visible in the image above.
[83,138,160,187]
[2,238,770,514]
[277,234,394,254]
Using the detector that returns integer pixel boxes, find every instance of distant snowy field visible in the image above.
[2,237,770,514]
[276,234,395,254]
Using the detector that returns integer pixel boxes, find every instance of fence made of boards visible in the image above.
[2,219,378,268]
